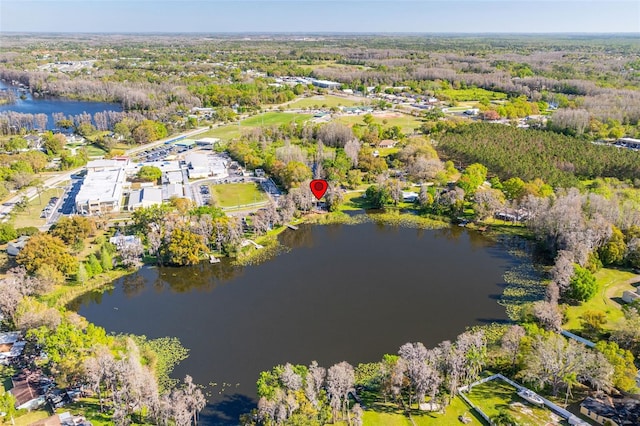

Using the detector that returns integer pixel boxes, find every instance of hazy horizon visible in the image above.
[1,1,639,34]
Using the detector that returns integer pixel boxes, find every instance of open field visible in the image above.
[10,410,51,426]
[288,95,366,109]
[360,392,484,426]
[563,268,638,331]
[10,187,60,228]
[466,380,567,426]
[335,112,423,134]
[85,143,108,156]
[210,182,268,208]
[196,112,312,141]
[435,88,507,102]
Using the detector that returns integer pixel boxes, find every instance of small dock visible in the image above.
[286,224,298,230]
[209,255,220,264]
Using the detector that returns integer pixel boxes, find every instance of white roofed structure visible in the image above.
[75,167,126,215]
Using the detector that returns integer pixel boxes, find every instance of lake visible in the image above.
[0,80,122,129]
[72,223,522,425]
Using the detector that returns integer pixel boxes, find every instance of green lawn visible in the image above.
[85,144,108,157]
[563,268,638,331]
[211,182,268,208]
[288,95,365,109]
[435,88,507,102]
[335,113,423,134]
[465,380,567,426]
[10,410,51,426]
[196,112,312,141]
[361,394,484,426]
[10,188,61,229]
[58,397,153,426]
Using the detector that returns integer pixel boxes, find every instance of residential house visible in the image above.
[9,374,45,411]
[7,236,30,256]
[580,397,619,426]
[622,286,640,304]
[402,191,419,202]
[378,139,397,148]
[581,397,640,425]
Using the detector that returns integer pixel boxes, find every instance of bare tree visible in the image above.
[326,361,355,422]
[501,325,525,368]
[344,140,362,167]
[305,361,326,408]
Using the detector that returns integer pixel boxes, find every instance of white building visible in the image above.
[127,187,163,211]
[195,137,220,149]
[86,158,128,172]
[75,167,126,215]
[164,170,184,185]
[186,153,211,179]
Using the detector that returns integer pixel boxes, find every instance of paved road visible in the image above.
[124,127,210,156]
[0,128,215,220]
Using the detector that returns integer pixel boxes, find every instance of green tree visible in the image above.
[16,233,78,276]
[51,216,96,245]
[365,185,391,208]
[77,262,89,283]
[137,165,163,182]
[595,341,638,392]
[502,177,526,200]
[0,223,17,244]
[87,254,103,276]
[3,136,28,153]
[567,265,597,302]
[457,163,487,196]
[0,387,17,423]
[163,228,207,266]
[42,132,66,155]
[580,310,607,338]
[599,225,626,266]
[282,161,312,188]
[100,247,113,272]
[132,120,168,144]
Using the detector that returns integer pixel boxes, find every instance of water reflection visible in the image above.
[73,223,531,425]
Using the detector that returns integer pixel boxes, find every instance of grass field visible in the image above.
[10,410,51,426]
[465,380,567,426]
[360,393,484,426]
[435,88,507,102]
[196,112,312,141]
[563,268,638,331]
[85,143,108,157]
[210,182,268,208]
[10,188,61,229]
[288,95,365,109]
[335,113,423,134]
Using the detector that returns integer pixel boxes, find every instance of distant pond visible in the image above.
[0,80,122,129]
[72,222,526,425]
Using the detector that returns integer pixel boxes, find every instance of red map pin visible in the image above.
[310,179,328,200]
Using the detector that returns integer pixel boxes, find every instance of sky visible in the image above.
[1,0,639,34]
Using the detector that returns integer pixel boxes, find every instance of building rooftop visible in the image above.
[75,168,125,205]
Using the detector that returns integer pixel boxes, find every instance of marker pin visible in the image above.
[310,179,328,200]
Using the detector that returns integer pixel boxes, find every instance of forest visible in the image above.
[437,123,640,187]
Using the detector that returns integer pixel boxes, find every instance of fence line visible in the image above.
[561,329,596,348]
[458,374,591,426]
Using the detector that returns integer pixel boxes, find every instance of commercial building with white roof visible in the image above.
[75,166,126,215]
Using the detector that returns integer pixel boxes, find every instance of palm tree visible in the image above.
[563,372,578,408]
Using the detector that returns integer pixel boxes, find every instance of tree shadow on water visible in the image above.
[200,393,256,426]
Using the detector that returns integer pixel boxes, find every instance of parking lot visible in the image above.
[40,196,59,219]
[134,143,191,162]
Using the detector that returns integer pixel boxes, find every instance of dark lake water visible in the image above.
[72,223,521,425]
[0,80,122,129]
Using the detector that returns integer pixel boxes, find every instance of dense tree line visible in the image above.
[437,124,640,187]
